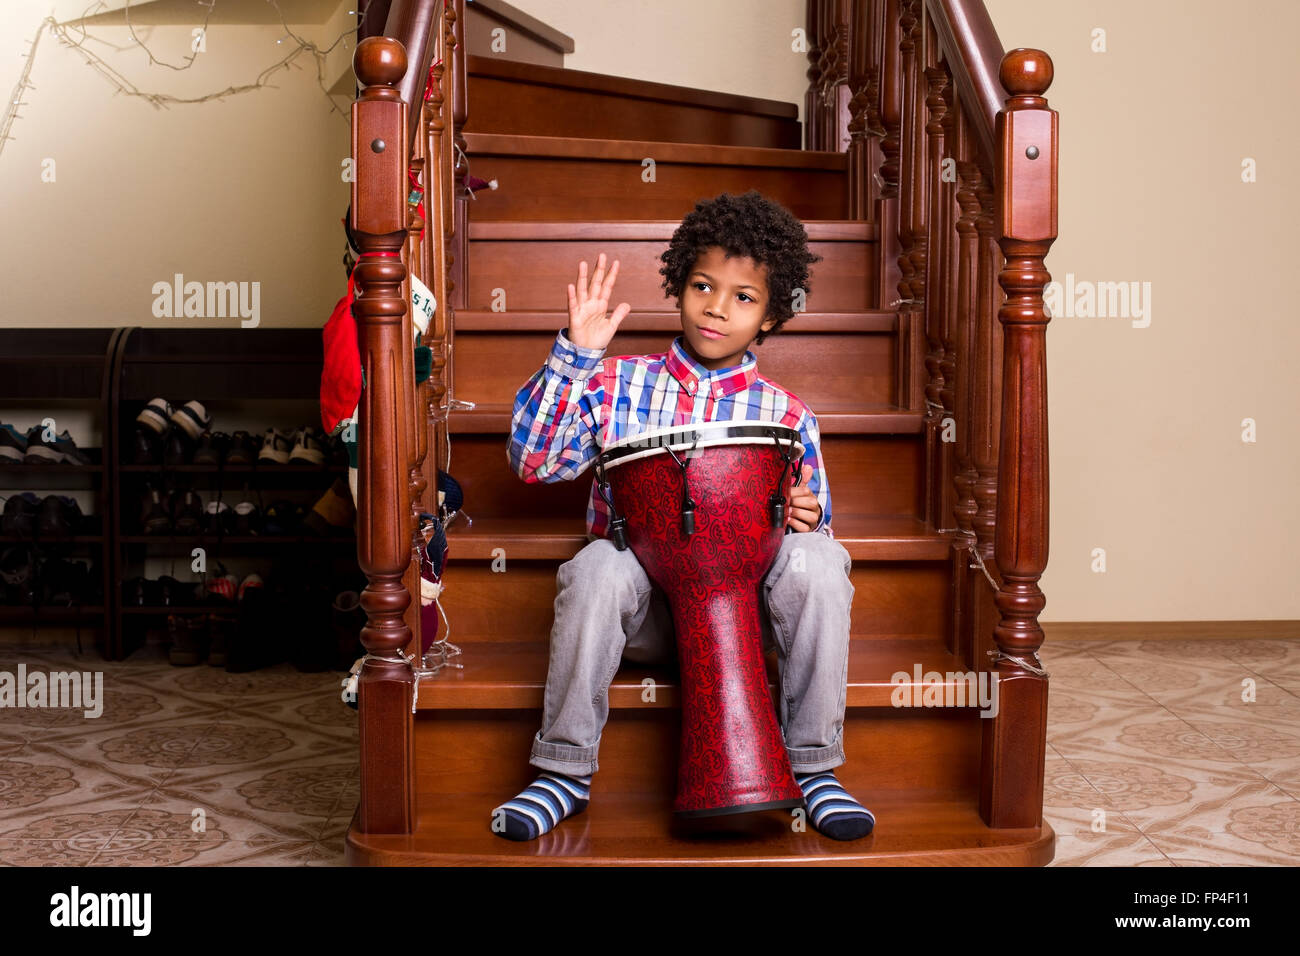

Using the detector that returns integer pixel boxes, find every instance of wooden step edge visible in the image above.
[464,131,849,170]
[453,310,896,333]
[444,522,953,562]
[447,406,923,436]
[344,795,1056,866]
[468,219,876,241]
[414,639,982,712]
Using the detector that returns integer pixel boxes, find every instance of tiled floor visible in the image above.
[1,638,1297,866]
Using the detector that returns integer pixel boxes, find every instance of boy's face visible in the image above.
[677,246,777,371]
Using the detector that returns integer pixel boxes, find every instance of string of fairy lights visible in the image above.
[1,0,382,159]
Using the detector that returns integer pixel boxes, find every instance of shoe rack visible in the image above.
[109,328,361,662]
[0,328,122,657]
[0,328,363,662]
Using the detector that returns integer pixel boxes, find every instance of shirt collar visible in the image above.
[666,335,758,397]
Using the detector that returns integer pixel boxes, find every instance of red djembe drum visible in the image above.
[593,419,805,817]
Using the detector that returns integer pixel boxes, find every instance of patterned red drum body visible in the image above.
[594,420,805,817]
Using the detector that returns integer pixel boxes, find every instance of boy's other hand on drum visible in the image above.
[787,464,820,532]
[567,253,631,351]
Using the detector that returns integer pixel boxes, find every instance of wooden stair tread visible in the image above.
[454,309,896,333]
[346,791,1055,866]
[445,514,951,561]
[468,219,876,241]
[465,131,849,171]
[415,638,976,710]
[450,402,922,435]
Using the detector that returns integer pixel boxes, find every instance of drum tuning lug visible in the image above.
[680,501,696,537]
[610,517,629,551]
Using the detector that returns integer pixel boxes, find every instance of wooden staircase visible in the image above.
[343,0,1058,865]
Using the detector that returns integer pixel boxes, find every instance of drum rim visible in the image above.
[596,418,804,470]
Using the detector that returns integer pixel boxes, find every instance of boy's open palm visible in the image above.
[567,252,631,351]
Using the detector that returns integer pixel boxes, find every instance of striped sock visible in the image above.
[491,772,592,841]
[795,771,875,840]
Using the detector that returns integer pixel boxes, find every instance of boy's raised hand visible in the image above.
[567,252,631,351]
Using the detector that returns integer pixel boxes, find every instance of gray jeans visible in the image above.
[529,531,854,776]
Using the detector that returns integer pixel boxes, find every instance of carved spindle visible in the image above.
[921,45,952,531]
[971,171,1002,563]
[981,48,1057,829]
[350,35,415,834]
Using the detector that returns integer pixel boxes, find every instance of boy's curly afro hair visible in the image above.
[658,190,821,346]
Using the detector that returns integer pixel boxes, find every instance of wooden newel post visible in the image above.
[980,47,1056,829]
[351,35,416,835]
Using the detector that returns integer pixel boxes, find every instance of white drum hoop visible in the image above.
[596,418,803,471]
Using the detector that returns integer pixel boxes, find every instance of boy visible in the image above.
[493,191,873,842]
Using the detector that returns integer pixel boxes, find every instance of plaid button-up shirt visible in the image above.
[508,328,833,541]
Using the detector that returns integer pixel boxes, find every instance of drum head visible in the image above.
[596,418,803,470]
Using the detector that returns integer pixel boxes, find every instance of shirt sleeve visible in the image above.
[794,406,833,538]
[507,327,607,483]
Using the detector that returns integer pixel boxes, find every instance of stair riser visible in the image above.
[415,708,982,797]
[467,75,801,149]
[453,331,896,411]
[435,561,950,643]
[461,155,848,222]
[467,238,876,311]
[441,433,921,519]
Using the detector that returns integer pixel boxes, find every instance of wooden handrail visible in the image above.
[927,0,1004,166]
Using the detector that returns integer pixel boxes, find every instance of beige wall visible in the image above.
[1,0,1294,624]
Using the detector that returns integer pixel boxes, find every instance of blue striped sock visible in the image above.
[491,772,592,841]
[795,771,875,840]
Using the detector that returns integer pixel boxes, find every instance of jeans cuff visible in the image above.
[786,739,845,773]
[529,732,600,775]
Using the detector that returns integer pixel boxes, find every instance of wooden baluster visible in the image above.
[424,22,450,483]
[876,0,905,317]
[980,48,1056,829]
[922,26,953,535]
[804,0,823,150]
[950,100,985,667]
[846,0,872,219]
[351,36,415,835]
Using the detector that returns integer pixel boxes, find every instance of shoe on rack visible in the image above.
[226,430,260,466]
[22,425,60,464]
[0,424,27,464]
[51,431,93,466]
[2,493,41,537]
[289,426,328,466]
[37,495,83,538]
[262,500,303,536]
[172,490,204,536]
[192,431,230,467]
[203,500,232,536]
[163,401,210,465]
[0,546,37,605]
[257,428,292,465]
[157,575,199,608]
[202,570,239,606]
[141,486,172,535]
[225,576,283,672]
[136,398,173,436]
[231,500,261,536]
[302,478,355,536]
[237,573,264,602]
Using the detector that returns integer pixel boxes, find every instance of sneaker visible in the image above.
[0,546,37,606]
[192,431,230,466]
[50,431,93,466]
[22,425,60,464]
[141,486,171,534]
[172,490,204,536]
[226,430,260,466]
[231,499,260,536]
[37,495,83,538]
[135,398,173,436]
[202,571,239,605]
[169,401,210,443]
[203,500,232,535]
[0,424,27,464]
[257,428,292,465]
[2,493,41,537]
[130,425,161,465]
[289,427,328,466]
[237,573,265,602]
